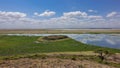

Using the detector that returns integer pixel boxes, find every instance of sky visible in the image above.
[0,0,120,29]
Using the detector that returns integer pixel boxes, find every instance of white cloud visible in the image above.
[88,10,97,13]
[0,11,120,29]
[0,11,38,29]
[63,11,87,18]
[106,12,117,17]
[34,12,39,16]
[88,15,103,19]
[0,11,26,18]
[34,10,56,17]
[0,11,28,25]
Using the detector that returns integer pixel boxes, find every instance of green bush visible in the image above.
[42,35,68,40]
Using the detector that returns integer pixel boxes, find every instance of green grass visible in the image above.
[0,35,120,57]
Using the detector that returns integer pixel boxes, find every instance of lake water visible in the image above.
[7,34,120,49]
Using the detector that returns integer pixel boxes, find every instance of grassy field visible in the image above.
[0,29,120,34]
[0,35,120,68]
[0,35,120,57]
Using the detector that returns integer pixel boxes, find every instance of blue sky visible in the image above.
[0,0,120,29]
[0,0,120,16]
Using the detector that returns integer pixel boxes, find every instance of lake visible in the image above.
[7,34,120,49]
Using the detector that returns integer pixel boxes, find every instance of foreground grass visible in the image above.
[0,35,120,57]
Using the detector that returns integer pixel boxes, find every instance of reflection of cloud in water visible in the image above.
[74,34,105,43]
[80,39,88,43]
[106,39,116,45]
[70,34,120,49]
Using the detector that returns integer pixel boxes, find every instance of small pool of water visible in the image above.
[6,34,120,49]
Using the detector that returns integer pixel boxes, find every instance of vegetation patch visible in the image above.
[0,35,120,57]
[37,35,68,42]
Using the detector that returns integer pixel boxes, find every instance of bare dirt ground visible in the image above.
[0,52,119,68]
[0,29,120,34]
[107,53,120,64]
[0,58,115,68]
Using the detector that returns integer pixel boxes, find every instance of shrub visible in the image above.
[94,49,110,62]
[42,35,68,41]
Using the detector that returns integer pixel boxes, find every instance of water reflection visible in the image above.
[7,34,120,49]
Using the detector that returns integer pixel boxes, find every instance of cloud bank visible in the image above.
[0,10,120,29]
